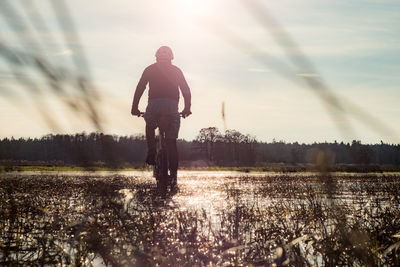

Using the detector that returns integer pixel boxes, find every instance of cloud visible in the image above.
[53,49,74,56]
[0,73,15,80]
[248,68,270,73]
[296,73,320,77]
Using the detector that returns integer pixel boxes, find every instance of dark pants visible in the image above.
[144,99,180,176]
[146,126,178,176]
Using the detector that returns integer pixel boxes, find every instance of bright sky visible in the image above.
[1,0,400,143]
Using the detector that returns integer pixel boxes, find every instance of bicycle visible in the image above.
[140,112,186,193]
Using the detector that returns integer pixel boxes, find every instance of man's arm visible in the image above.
[131,69,148,116]
[178,69,191,117]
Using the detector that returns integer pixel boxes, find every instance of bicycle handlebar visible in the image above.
[137,112,191,118]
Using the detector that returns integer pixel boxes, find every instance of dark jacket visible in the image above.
[132,62,191,110]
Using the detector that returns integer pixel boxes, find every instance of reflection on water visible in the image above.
[1,171,399,266]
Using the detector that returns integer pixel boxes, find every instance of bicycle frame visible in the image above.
[140,112,183,192]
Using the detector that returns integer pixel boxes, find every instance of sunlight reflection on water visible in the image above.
[2,171,399,266]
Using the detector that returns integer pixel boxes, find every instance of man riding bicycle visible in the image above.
[131,46,192,181]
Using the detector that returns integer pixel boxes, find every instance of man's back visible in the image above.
[136,62,191,104]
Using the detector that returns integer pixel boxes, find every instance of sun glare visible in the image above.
[176,0,213,16]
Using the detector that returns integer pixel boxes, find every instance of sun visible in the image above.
[176,0,213,16]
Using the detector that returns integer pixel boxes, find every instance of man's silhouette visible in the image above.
[131,46,191,180]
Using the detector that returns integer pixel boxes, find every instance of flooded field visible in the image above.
[1,171,400,266]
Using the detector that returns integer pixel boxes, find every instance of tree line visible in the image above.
[1,127,400,167]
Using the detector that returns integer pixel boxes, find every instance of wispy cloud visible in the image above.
[248,68,270,73]
[53,49,74,56]
[0,73,15,80]
[296,73,320,77]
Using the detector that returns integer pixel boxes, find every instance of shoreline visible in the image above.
[1,164,400,173]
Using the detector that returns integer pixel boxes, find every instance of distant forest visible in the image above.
[1,127,400,167]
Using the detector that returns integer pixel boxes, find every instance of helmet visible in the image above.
[155,46,174,60]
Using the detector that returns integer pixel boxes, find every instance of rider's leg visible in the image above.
[166,138,178,179]
[145,124,156,165]
[162,100,180,182]
[144,101,159,165]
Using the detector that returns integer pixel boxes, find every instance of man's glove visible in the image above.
[181,108,192,118]
[131,107,141,117]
